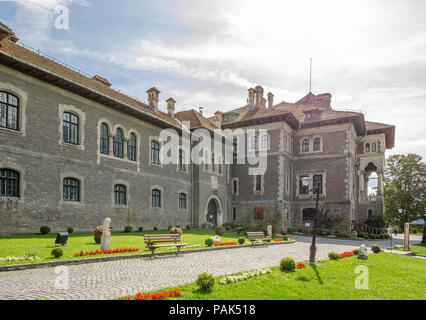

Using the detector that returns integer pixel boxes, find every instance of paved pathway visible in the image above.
[0,235,422,300]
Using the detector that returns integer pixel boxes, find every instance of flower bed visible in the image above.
[219,268,272,285]
[297,262,307,269]
[0,255,40,262]
[73,247,140,257]
[120,289,182,300]
[213,242,238,246]
[339,251,355,259]
[274,238,283,242]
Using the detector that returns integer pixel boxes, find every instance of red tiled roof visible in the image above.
[175,109,218,131]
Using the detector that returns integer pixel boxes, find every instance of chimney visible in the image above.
[0,22,14,42]
[248,88,255,109]
[199,107,203,116]
[166,97,176,118]
[146,87,160,111]
[214,111,223,122]
[92,75,112,87]
[315,93,332,109]
[255,86,264,108]
[267,92,274,109]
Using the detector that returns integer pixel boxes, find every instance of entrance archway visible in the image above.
[205,195,223,226]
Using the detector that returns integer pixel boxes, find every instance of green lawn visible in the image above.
[0,230,292,266]
[394,244,426,256]
[127,253,425,300]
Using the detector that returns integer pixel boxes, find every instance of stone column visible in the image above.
[123,137,129,159]
[377,170,383,196]
[108,133,114,155]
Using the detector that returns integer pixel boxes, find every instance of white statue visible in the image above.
[358,244,368,260]
[211,235,221,243]
[267,224,273,237]
[100,217,111,251]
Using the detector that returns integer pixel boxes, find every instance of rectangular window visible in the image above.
[232,179,238,195]
[313,175,323,194]
[233,207,237,221]
[179,150,185,171]
[286,171,290,194]
[255,175,262,192]
[299,175,309,195]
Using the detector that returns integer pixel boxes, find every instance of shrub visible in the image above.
[358,232,368,239]
[365,215,386,228]
[205,238,214,247]
[40,226,51,235]
[287,228,294,233]
[67,227,74,234]
[328,252,339,260]
[371,245,381,254]
[238,237,245,245]
[280,257,296,272]
[124,226,133,233]
[153,227,158,231]
[352,249,359,255]
[176,225,181,228]
[51,247,64,259]
[341,232,349,238]
[215,226,225,236]
[196,273,215,291]
[283,235,289,241]
[320,230,327,237]
[138,227,144,232]
[168,225,173,231]
[186,224,191,230]
[170,227,183,235]
[297,228,303,233]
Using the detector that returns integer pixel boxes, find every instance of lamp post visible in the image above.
[301,176,321,265]
[422,209,426,245]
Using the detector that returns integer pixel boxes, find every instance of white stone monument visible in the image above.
[267,224,273,237]
[100,217,111,251]
[358,244,368,260]
[211,235,221,243]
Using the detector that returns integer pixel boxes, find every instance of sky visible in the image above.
[0,0,425,161]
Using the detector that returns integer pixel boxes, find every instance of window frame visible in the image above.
[127,132,137,161]
[63,177,80,202]
[151,188,161,208]
[0,91,19,131]
[302,138,310,153]
[114,184,127,205]
[100,123,109,155]
[113,128,124,158]
[178,192,187,210]
[0,169,20,197]
[151,140,160,165]
[63,112,79,145]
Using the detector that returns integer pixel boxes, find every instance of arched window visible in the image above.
[127,133,137,161]
[114,184,127,205]
[100,123,109,154]
[152,189,161,208]
[179,193,187,209]
[313,137,321,151]
[63,112,79,145]
[371,142,377,152]
[151,140,160,165]
[251,136,259,150]
[63,178,80,202]
[365,143,370,153]
[0,91,19,131]
[0,169,19,197]
[113,129,124,158]
[302,139,310,152]
[261,135,269,149]
[211,153,215,172]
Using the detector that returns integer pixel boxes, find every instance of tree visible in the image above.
[384,154,426,228]
[317,206,344,231]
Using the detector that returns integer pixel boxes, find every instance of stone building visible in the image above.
[0,23,394,234]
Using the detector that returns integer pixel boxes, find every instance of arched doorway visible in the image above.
[207,198,218,226]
